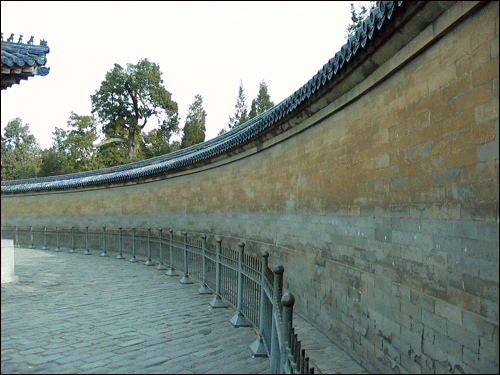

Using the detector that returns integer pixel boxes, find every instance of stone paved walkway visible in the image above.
[1,247,368,374]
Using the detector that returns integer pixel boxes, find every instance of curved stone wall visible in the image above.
[2,2,498,373]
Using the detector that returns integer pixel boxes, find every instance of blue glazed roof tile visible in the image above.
[1,33,50,89]
[2,1,407,194]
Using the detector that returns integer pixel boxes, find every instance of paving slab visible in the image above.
[1,247,369,374]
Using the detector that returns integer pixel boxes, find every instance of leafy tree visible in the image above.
[62,112,99,172]
[346,2,376,39]
[228,81,249,129]
[248,80,274,120]
[181,94,207,149]
[38,112,100,177]
[142,125,180,159]
[1,118,42,180]
[94,140,130,169]
[38,147,72,177]
[91,58,179,160]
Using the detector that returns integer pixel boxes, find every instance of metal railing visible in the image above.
[1,225,314,374]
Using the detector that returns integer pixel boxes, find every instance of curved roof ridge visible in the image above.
[1,1,405,194]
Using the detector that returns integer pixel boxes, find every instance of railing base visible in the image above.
[116,254,125,259]
[129,256,138,263]
[156,262,168,270]
[69,249,77,253]
[179,274,193,284]
[165,268,178,276]
[42,246,49,250]
[249,336,268,358]
[198,284,211,294]
[54,247,61,252]
[144,259,155,266]
[229,311,251,328]
[209,295,227,308]
[83,250,91,255]
[100,252,109,257]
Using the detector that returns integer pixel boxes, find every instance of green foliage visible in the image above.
[63,112,99,171]
[38,147,72,177]
[38,112,99,177]
[346,1,376,39]
[181,94,207,149]
[142,127,180,159]
[93,140,130,169]
[248,80,274,120]
[91,58,179,160]
[1,118,42,180]
[228,81,249,130]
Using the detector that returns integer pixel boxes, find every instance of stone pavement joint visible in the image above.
[1,247,368,374]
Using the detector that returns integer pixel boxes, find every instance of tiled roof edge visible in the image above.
[1,1,405,194]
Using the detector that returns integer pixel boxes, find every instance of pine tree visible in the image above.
[248,80,274,119]
[181,94,207,149]
[228,81,249,129]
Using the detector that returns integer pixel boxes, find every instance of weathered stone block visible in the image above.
[422,309,447,336]
[447,321,480,352]
[462,238,498,262]
[400,326,423,356]
[477,139,499,163]
[478,258,499,283]
[462,310,497,341]
[480,298,499,323]
[411,290,435,313]
[479,335,500,364]
[434,300,462,326]
[447,221,478,239]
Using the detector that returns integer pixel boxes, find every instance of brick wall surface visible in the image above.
[2,2,498,373]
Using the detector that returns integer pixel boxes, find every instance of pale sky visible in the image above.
[1,1,366,150]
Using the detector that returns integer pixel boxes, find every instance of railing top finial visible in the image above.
[282,292,295,307]
[272,265,284,274]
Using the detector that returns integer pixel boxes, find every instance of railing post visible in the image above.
[249,251,270,357]
[100,227,108,257]
[15,226,19,248]
[69,227,77,253]
[116,227,125,259]
[270,265,284,374]
[179,232,193,284]
[165,229,177,276]
[144,228,155,266]
[129,227,138,262]
[28,226,34,249]
[281,292,295,373]
[83,226,91,255]
[157,229,167,269]
[42,226,49,250]
[230,242,251,327]
[198,234,211,294]
[209,237,226,308]
[54,226,61,252]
